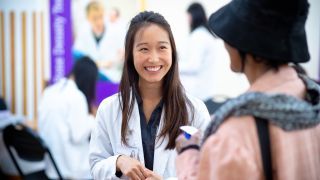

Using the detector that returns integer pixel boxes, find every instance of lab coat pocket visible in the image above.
[115,143,140,161]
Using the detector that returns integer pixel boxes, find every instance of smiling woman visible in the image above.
[89,11,211,180]
[133,24,172,85]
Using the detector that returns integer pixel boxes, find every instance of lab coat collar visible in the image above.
[153,109,171,176]
[127,99,144,164]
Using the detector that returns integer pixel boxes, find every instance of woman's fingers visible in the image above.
[129,173,141,180]
[117,155,147,179]
[175,134,187,152]
[142,168,152,177]
[143,168,162,180]
[134,166,146,180]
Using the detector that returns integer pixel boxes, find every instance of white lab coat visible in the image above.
[73,21,126,82]
[38,78,94,179]
[89,93,210,179]
[179,27,249,100]
[179,26,225,101]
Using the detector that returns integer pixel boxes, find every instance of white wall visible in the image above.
[304,0,320,80]
[0,0,50,121]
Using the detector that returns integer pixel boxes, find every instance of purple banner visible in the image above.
[96,82,119,105]
[49,0,73,83]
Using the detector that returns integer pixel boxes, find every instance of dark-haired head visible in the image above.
[187,2,212,34]
[70,57,98,113]
[119,11,194,149]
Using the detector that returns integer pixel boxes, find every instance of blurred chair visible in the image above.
[3,123,63,180]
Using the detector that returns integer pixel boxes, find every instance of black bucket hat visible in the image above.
[208,0,310,63]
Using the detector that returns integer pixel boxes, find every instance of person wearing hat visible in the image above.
[175,0,320,179]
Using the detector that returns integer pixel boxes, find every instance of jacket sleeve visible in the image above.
[175,149,200,180]
[176,127,260,180]
[89,101,121,180]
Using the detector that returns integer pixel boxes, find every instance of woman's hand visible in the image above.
[143,168,163,180]
[175,131,201,153]
[116,155,146,180]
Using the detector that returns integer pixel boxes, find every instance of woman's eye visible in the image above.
[139,48,148,51]
[160,46,167,50]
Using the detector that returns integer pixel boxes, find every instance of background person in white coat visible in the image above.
[89,11,210,179]
[179,2,226,101]
[73,1,125,83]
[38,57,98,179]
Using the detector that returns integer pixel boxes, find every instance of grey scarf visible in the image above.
[203,74,320,142]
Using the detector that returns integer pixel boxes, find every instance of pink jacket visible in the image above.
[176,66,320,180]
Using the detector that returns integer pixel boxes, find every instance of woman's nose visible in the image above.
[148,51,159,63]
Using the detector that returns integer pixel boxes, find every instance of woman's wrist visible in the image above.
[116,155,123,171]
[115,155,124,177]
[179,144,200,154]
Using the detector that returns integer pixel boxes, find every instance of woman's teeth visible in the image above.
[145,66,161,72]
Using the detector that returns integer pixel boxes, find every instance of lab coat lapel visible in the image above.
[127,99,145,165]
[153,111,170,176]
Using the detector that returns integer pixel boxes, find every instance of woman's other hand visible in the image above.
[175,131,201,153]
[143,168,163,180]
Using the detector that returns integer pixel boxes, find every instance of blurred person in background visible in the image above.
[108,7,126,34]
[38,57,98,179]
[179,2,224,101]
[175,0,320,179]
[89,11,210,179]
[105,6,126,71]
[73,1,125,83]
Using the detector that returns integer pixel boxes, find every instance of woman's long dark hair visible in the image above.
[187,2,212,34]
[119,11,194,149]
[71,57,98,113]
